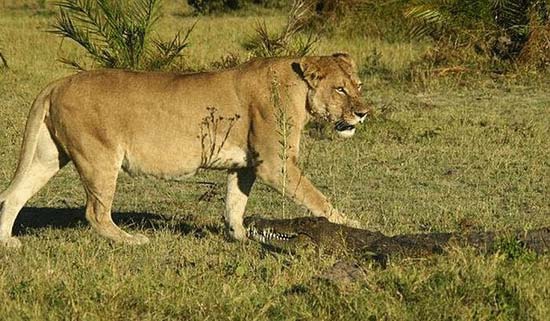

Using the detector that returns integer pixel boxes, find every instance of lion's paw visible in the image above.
[328,213,363,229]
[225,224,248,242]
[342,217,363,229]
[124,233,150,245]
[0,236,22,249]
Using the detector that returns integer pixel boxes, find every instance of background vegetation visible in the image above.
[0,0,549,320]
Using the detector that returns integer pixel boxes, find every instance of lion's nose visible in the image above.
[354,111,368,124]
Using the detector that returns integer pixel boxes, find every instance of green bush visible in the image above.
[187,0,242,14]
[187,0,286,14]
[243,0,318,57]
[52,0,194,70]
[405,0,550,61]
[307,0,410,41]
[517,13,550,69]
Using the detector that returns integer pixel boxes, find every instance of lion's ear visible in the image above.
[332,52,355,68]
[332,52,350,60]
[296,57,325,88]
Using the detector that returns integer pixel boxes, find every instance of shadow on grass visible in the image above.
[13,207,222,238]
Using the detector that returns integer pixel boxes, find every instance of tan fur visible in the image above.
[0,54,370,247]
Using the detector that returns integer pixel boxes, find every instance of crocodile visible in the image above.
[244,216,550,264]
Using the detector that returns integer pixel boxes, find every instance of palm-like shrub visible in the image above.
[244,0,318,57]
[405,0,549,60]
[405,0,491,40]
[52,0,194,70]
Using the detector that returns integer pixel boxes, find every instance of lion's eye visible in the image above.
[335,87,346,95]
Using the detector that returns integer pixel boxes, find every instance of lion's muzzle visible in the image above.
[334,120,356,138]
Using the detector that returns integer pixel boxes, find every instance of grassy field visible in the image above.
[1,2,549,320]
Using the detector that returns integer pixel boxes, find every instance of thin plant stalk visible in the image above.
[0,51,7,68]
[270,70,293,218]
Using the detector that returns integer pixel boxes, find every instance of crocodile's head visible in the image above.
[244,216,328,249]
[243,216,389,265]
[243,216,347,252]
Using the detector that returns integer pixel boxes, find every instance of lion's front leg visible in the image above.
[257,161,351,225]
[224,168,256,241]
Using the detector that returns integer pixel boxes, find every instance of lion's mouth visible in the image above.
[334,120,356,137]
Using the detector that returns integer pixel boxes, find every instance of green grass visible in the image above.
[1,2,549,320]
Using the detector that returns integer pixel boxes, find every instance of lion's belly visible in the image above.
[121,143,249,180]
[200,145,249,170]
[121,151,199,180]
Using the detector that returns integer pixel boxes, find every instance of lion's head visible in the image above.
[296,53,371,138]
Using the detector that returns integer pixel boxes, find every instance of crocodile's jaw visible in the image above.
[246,225,299,244]
[244,216,305,250]
[243,216,327,250]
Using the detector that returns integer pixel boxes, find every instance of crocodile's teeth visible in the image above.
[247,227,258,238]
[248,228,296,242]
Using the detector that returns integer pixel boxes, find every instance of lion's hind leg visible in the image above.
[72,151,149,245]
[0,124,68,248]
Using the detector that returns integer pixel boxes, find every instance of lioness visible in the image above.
[0,53,370,247]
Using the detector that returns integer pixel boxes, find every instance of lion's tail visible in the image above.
[0,84,54,202]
